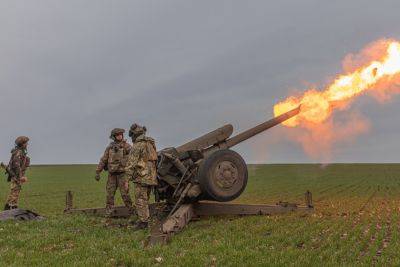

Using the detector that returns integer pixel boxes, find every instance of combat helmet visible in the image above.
[129,123,146,138]
[109,128,125,139]
[15,136,29,147]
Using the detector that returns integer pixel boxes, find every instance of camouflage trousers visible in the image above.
[134,183,152,223]
[106,173,133,217]
[6,179,22,208]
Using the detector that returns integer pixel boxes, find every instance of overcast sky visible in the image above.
[1,0,400,164]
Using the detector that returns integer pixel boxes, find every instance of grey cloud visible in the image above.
[0,0,400,164]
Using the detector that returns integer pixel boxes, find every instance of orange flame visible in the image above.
[274,40,400,127]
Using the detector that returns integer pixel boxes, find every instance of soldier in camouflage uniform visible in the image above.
[95,128,134,217]
[125,123,158,230]
[4,136,31,210]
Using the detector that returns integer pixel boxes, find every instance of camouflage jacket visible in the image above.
[8,147,30,181]
[96,140,131,174]
[125,134,158,185]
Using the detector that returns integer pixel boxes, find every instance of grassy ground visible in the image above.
[1,164,400,266]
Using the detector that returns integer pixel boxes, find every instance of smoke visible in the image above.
[284,112,370,162]
[367,76,400,103]
[342,39,392,72]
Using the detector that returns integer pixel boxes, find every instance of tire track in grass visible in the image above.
[372,200,393,265]
[348,186,377,244]
[352,219,374,261]
[357,213,379,262]
[262,173,336,203]
[384,200,400,265]
[349,180,375,228]
[346,183,374,233]
[334,181,377,263]
[356,186,381,262]
[334,181,366,197]
[357,186,393,265]
[318,184,344,195]
[359,186,380,212]
[314,184,346,202]
[310,182,359,258]
[314,178,369,221]
[315,177,367,204]
[381,200,400,265]
[260,169,365,205]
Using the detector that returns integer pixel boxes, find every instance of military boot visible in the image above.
[133,221,148,231]
[4,203,10,210]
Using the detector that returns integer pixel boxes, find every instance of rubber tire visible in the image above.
[198,149,248,202]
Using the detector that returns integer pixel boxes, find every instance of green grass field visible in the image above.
[1,164,400,266]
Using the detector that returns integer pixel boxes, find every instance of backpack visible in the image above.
[145,138,158,162]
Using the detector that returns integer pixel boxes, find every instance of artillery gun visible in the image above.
[64,105,313,245]
[156,106,301,207]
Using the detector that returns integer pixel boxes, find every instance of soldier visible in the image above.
[4,136,31,210]
[95,128,134,217]
[125,123,158,230]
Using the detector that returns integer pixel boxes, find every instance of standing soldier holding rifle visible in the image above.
[2,136,30,210]
[95,128,134,218]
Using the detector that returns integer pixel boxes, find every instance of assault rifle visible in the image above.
[0,162,14,181]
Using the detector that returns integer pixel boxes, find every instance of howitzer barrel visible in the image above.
[224,105,301,148]
[176,124,233,153]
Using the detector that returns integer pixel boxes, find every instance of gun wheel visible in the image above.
[214,161,238,189]
[198,149,248,202]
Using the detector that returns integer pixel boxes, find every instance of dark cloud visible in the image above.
[0,0,400,163]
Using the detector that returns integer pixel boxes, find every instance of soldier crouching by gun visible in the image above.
[95,128,134,218]
[3,136,30,210]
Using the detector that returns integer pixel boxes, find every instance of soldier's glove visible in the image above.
[95,173,101,181]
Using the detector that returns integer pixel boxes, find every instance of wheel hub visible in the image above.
[214,161,238,189]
